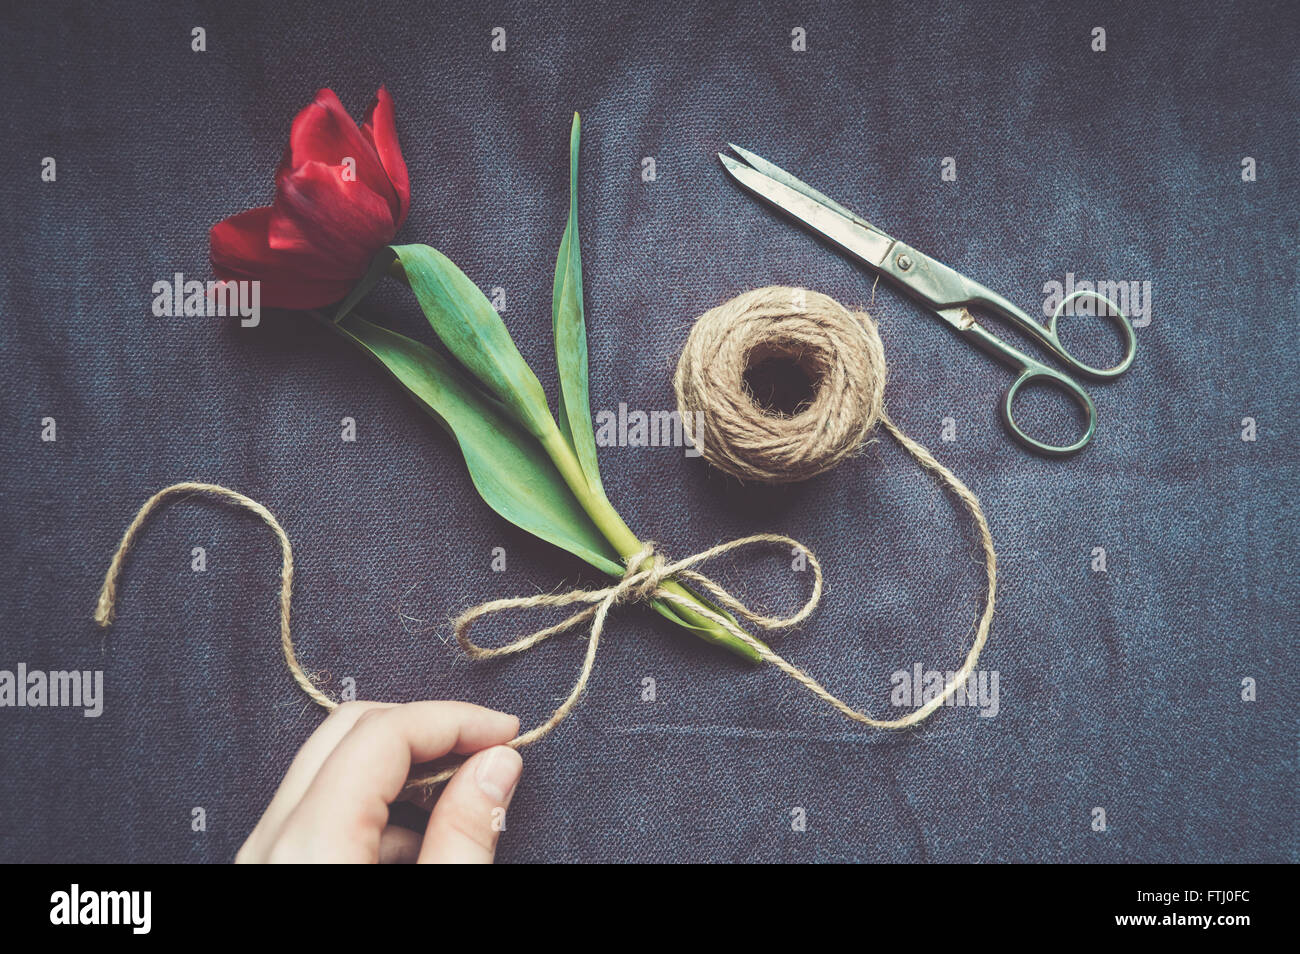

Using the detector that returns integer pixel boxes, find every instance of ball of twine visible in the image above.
[674,286,886,482]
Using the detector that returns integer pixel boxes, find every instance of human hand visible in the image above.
[236,701,523,863]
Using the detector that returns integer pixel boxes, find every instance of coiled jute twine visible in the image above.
[675,285,888,481]
[94,287,995,801]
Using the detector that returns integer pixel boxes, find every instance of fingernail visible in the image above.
[474,746,522,803]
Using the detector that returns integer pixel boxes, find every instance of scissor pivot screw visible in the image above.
[897,255,912,271]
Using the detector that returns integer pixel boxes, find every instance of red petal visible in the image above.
[361,86,410,227]
[210,208,353,309]
[211,206,335,281]
[211,207,327,275]
[247,272,353,310]
[211,207,281,274]
[286,89,397,214]
[267,161,396,274]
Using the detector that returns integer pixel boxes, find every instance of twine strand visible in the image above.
[95,279,995,801]
[93,481,332,710]
[94,464,993,797]
[671,286,997,723]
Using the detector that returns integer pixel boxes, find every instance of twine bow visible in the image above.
[436,533,822,792]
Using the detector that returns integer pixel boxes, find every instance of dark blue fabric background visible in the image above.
[1,0,1295,863]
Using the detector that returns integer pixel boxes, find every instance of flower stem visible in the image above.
[538,428,765,663]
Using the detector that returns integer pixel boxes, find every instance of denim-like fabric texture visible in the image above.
[1,0,1296,863]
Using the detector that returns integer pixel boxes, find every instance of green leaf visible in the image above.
[552,113,605,498]
[338,313,624,577]
[387,244,556,442]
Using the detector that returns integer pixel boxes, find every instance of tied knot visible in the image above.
[431,533,827,798]
[450,534,822,668]
[613,543,669,605]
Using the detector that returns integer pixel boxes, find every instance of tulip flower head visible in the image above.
[209,87,409,309]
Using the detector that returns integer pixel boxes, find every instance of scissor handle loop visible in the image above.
[1002,365,1098,456]
[1044,290,1137,380]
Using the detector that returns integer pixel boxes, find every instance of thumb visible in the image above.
[419,745,522,863]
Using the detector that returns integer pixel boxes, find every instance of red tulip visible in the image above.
[210,87,410,309]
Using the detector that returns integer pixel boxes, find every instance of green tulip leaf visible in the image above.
[338,313,624,577]
[552,113,605,499]
[386,243,556,442]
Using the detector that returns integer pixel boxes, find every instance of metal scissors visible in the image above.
[719,144,1137,456]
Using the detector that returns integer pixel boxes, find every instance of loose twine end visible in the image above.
[93,592,116,628]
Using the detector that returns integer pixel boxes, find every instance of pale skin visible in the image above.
[236,700,523,864]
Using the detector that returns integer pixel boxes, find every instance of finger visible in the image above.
[276,702,518,861]
[238,700,392,862]
[378,824,423,864]
[420,745,522,864]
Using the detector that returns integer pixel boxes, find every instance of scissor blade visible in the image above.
[726,143,881,232]
[719,153,894,268]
